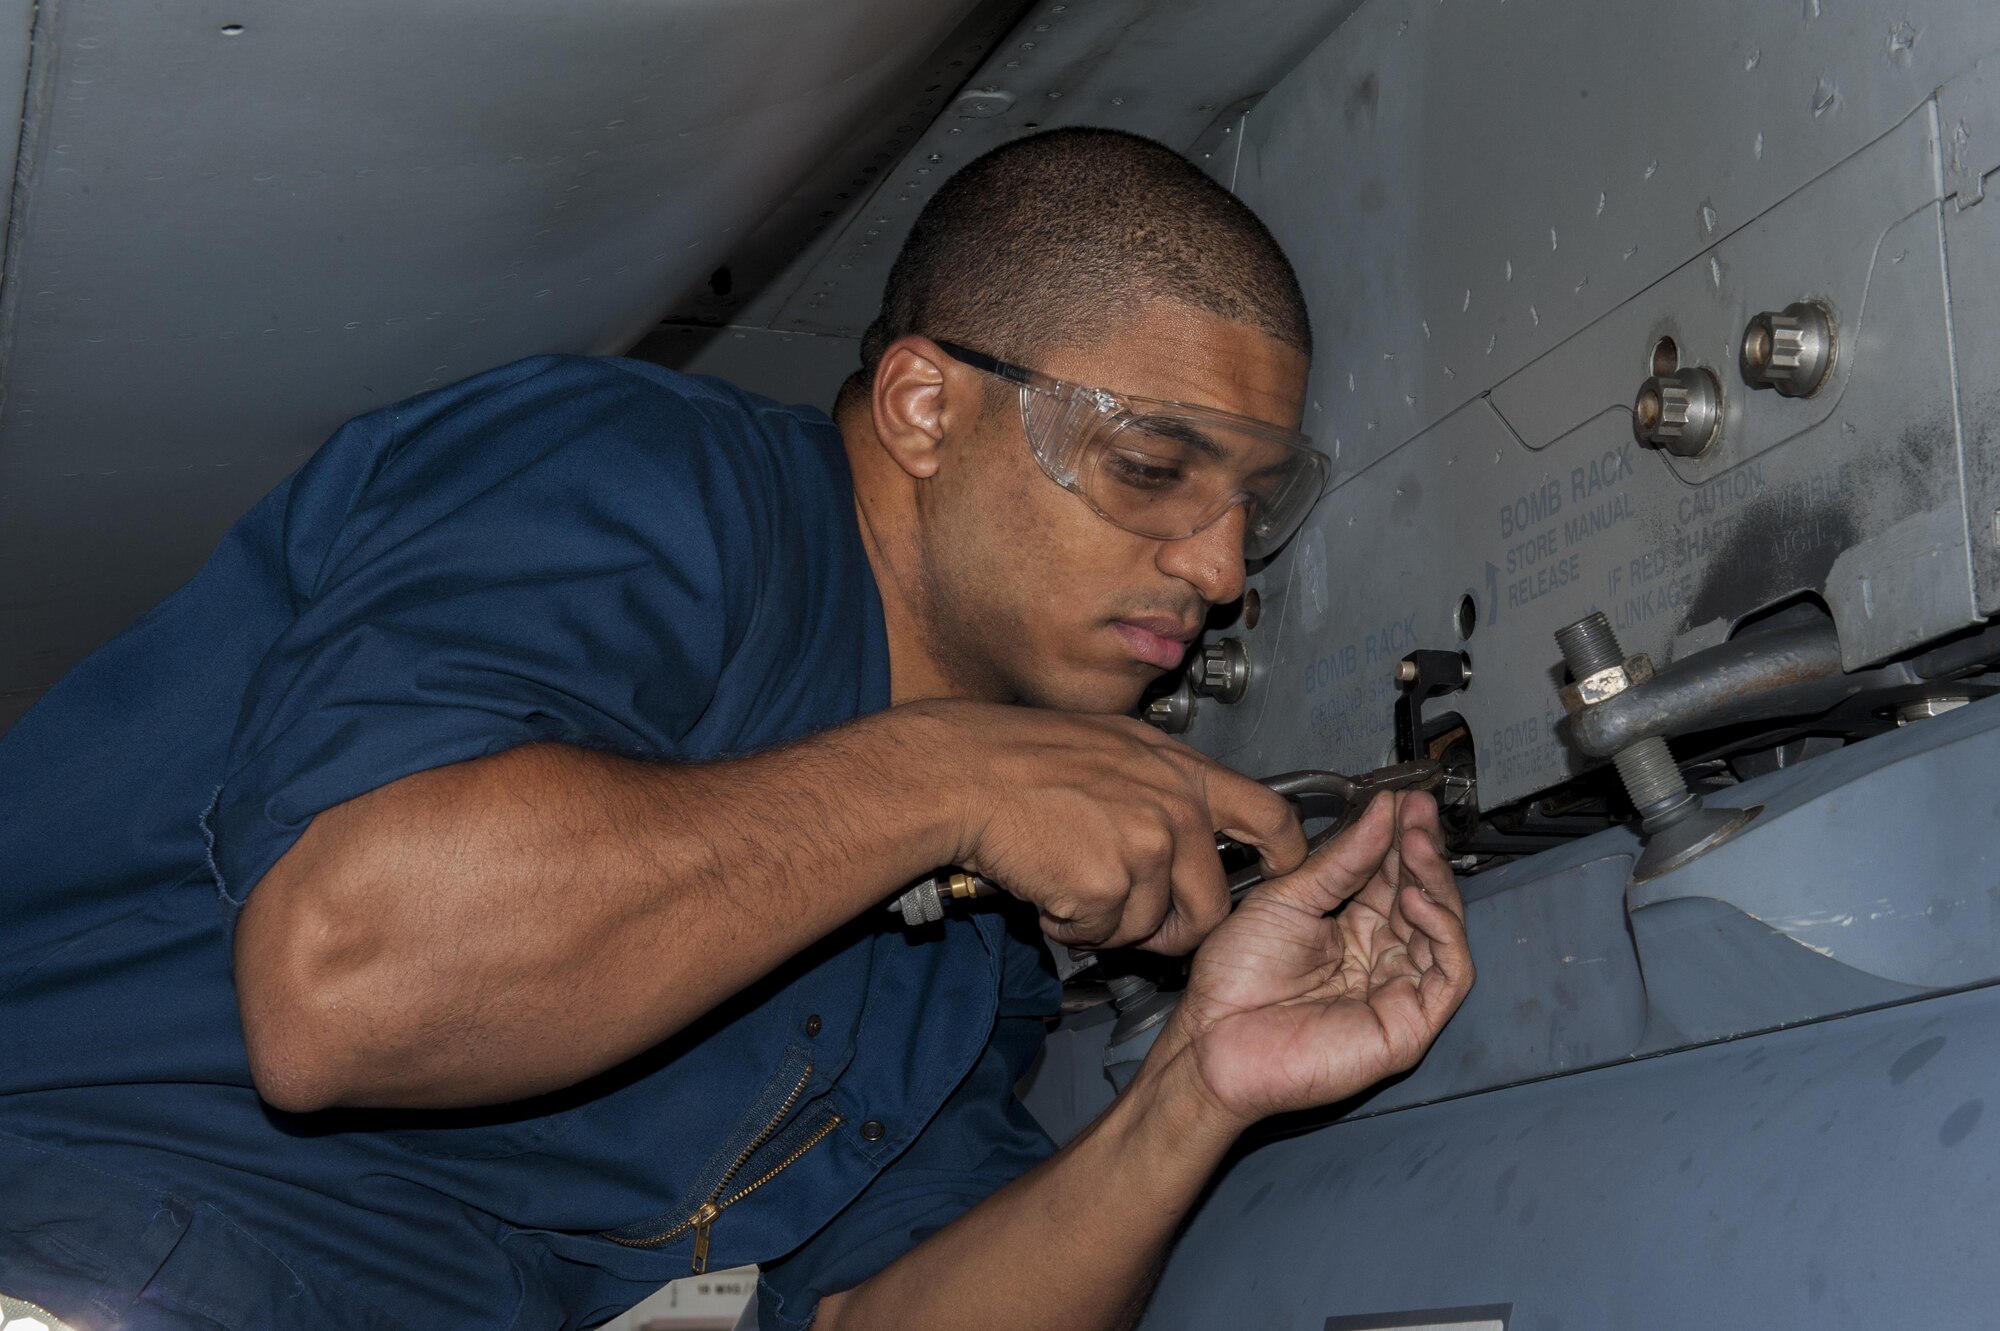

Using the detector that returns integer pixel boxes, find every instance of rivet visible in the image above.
[805,1014,822,1037]
[860,1120,886,1141]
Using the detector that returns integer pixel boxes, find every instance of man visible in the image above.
[0,128,1470,1330]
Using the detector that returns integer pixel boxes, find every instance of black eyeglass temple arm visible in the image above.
[931,339,1037,387]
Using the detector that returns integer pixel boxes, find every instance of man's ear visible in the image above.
[870,337,959,480]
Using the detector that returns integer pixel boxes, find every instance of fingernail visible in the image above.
[1420,884,1440,904]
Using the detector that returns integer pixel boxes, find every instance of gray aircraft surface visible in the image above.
[3,1,1996,1326]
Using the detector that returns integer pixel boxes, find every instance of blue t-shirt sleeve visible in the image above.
[202,357,768,911]
[754,922,1063,1331]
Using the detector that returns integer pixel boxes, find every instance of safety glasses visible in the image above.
[934,340,1330,560]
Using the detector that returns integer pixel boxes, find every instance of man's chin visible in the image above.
[1015,662,1162,717]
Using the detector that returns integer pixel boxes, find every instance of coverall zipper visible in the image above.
[602,1063,842,1274]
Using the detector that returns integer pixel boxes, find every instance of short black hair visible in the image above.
[856,127,1311,386]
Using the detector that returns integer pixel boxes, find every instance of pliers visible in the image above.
[890,758,1446,925]
[1227,759,1445,897]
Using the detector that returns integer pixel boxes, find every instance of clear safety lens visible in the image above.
[1018,378,1113,489]
[934,339,1329,558]
[1085,410,1327,559]
[1024,388,1328,559]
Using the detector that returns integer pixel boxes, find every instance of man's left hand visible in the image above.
[813,791,1471,1331]
[1161,789,1474,1127]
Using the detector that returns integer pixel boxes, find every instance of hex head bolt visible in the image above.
[1144,675,1196,733]
[1633,367,1723,456]
[1555,613,1758,880]
[1741,301,1835,398]
[1193,637,1250,704]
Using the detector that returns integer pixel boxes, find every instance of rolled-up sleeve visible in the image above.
[201,358,751,913]
[755,921,1063,1331]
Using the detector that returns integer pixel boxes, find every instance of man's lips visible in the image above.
[1111,617,1200,669]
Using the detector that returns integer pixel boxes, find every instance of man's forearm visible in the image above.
[235,706,966,1112]
[820,791,1477,1331]
[816,1050,1244,1331]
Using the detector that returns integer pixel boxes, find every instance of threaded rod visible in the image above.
[1555,612,1696,825]
[1614,738,1690,811]
[1555,611,1627,677]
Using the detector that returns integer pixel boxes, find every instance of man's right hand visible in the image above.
[903,700,1307,954]
[238,697,1301,1110]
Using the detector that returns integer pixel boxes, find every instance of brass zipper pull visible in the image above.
[600,1063,822,1256]
[689,1200,720,1274]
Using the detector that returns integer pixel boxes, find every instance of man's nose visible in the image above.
[1156,504,1248,607]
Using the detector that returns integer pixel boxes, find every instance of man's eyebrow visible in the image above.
[1124,416,1224,460]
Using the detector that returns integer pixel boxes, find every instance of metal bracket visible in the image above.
[1394,649,1472,763]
